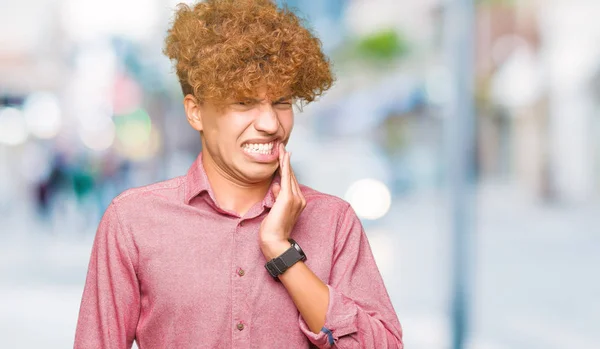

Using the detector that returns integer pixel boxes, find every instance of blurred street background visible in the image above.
[1,0,600,348]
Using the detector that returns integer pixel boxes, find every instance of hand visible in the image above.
[259,143,307,260]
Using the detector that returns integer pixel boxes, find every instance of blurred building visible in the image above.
[474,0,600,203]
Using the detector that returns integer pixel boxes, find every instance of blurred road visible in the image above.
[1,181,598,349]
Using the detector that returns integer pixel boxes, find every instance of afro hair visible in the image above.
[164,0,334,106]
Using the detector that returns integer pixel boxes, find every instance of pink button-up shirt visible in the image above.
[74,152,403,348]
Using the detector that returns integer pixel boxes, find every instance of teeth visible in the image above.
[243,142,275,155]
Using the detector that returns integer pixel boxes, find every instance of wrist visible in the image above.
[260,239,292,260]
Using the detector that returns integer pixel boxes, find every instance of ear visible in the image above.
[184,94,203,132]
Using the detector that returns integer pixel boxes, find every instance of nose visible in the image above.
[254,103,280,134]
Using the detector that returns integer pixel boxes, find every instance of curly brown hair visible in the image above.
[163,0,334,106]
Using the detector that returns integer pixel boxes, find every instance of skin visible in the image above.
[183,89,329,334]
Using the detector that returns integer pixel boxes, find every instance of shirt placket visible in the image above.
[232,219,251,348]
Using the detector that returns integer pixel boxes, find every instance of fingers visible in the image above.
[278,144,305,209]
[290,166,306,209]
[279,144,291,195]
[278,143,284,176]
[285,150,305,207]
[288,162,299,195]
[288,154,298,197]
[272,182,281,198]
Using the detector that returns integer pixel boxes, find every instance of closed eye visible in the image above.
[273,99,293,108]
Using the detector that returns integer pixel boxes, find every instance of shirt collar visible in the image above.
[262,172,280,209]
[184,152,212,205]
[184,151,281,210]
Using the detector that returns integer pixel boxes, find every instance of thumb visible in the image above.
[272,183,281,198]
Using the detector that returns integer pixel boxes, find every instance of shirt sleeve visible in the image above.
[74,202,141,349]
[298,204,403,348]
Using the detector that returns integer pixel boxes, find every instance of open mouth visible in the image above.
[242,141,276,155]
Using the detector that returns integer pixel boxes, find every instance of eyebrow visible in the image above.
[273,96,292,103]
[236,96,292,104]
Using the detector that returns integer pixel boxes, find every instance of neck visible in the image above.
[201,151,273,217]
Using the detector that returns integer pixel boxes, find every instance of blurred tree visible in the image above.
[355,29,409,61]
[331,28,410,69]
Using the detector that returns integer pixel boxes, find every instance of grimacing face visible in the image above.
[184,88,294,184]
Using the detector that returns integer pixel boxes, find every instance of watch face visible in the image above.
[288,239,306,260]
[265,240,307,278]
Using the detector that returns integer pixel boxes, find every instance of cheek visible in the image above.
[219,115,254,149]
[217,112,252,134]
[280,111,294,133]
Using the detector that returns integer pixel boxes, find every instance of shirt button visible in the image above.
[238,269,245,277]
[236,323,244,331]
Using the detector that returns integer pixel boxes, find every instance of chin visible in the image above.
[242,163,277,181]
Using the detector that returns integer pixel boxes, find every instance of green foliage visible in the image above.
[355,29,409,61]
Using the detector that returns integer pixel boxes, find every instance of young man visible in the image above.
[74,0,403,348]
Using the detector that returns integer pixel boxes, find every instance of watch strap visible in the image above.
[265,239,306,278]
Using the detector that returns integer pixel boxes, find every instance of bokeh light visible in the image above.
[22,92,63,139]
[79,116,116,151]
[0,107,29,146]
[344,178,392,220]
[114,108,160,160]
[112,75,143,115]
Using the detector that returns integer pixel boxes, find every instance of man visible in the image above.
[74,0,403,348]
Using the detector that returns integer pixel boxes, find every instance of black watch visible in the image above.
[265,239,307,278]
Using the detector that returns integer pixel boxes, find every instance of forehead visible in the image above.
[255,85,291,99]
[233,87,293,102]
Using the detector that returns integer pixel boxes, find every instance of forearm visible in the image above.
[261,241,329,333]
[299,284,403,349]
[278,261,329,333]
[261,240,402,348]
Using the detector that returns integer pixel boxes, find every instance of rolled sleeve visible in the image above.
[300,204,403,348]
[298,285,359,348]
